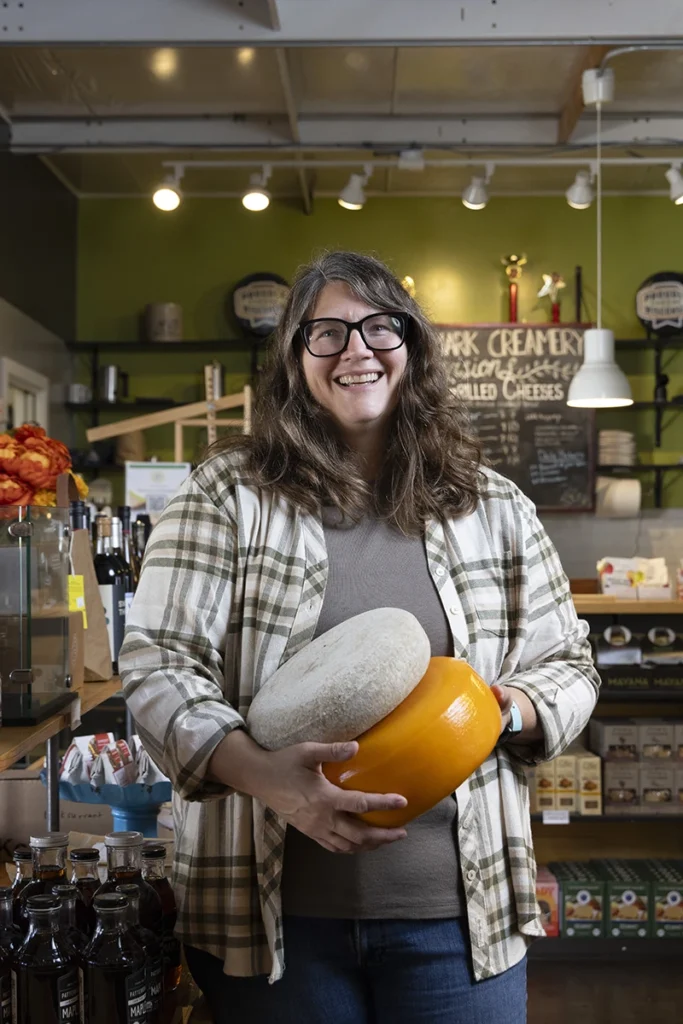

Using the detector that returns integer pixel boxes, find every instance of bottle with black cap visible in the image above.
[96,833,162,935]
[141,843,181,992]
[82,892,147,1024]
[0,887,21,1024]
[68,847,100,932]
[116,884,162,1023]
[51,885,89,956]
[17,833,69,932]
[9,848,33,927]
[12,894,79,1024]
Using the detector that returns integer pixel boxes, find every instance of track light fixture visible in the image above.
[566,168,595,210]
[338,164,372,210]
[242,165,272,212]
[462,163,494,210]
[152,168,183,212]
[666,164,683,205]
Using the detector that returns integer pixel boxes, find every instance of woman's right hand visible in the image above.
[259,740,408,854]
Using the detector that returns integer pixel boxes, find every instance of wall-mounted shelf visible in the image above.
[572,597,683,614]
[616,335,683,351]
[528,938,683,962]
[67,399,185,412]
[67,340,252,353]
[531,813,683,823]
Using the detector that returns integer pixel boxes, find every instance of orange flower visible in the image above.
[0,434,25,477]
[14,436,70,489]
[0,474,34,506]
[70,471,89,499]
[32,488,57,506]
[13,424,47,444]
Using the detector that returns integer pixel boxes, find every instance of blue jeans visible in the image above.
[185,916,527,1023]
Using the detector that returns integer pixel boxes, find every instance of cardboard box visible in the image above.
[637,719,675,762]
[589,718,638,761]
[550,861,605,938]
[646,859,683,938]
[604,762,640,814]
[676,765,683,807]
[593,860,651,938]
[675,723,683,761]
[529,762,556,812]
[640,765,677,814]
[536,866,560,937]
[0,768,113,854]
[575,749,603,815]
[553,754,578,812]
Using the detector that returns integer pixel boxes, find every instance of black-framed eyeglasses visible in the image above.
[299,312,409,358]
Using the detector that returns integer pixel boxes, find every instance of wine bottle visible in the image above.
[94,515,126,672]
[111,516,134,621]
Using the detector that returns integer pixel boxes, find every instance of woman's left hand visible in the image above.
[491,684,514,736]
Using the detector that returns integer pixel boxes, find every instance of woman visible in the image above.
[120,251,599,1024]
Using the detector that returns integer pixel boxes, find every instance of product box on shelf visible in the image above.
[589,719,638,761]
[603,762,640,814]
[639,765,677,814]
[644,860,683,938]
[553,754,578,813]
[571,746,603,815]
[550,861,605,938]
[637,720,676,762]
[528,761,556,812]
[593,860,651,938]
[535,866,560,937]
[675,723,683,761]
[676,765,683,807]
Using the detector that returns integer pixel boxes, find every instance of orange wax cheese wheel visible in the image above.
[323,657,502,828]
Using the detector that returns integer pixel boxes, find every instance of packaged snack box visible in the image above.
[589,719,638,761]
[639,765,677,814]
[553,754,578,813]
[535,866,560,938]
[550,861,605,938]
[674,723,683,761]
[592,859,650,938]
[644,859,683,938]
[529,761,556,812]
[637,719,675,762]
[604,762,640,814]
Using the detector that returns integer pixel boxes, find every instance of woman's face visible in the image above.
[300,281,408,450]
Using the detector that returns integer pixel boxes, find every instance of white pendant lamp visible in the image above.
[242,165,272,212]
[567,74,632,410]
[665,164,683,205]
[338,164,372,210]
[566,169,594,210]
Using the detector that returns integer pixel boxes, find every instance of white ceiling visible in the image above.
[0,43,682,204]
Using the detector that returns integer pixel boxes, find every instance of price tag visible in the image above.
[542,809,570,825]
[68,575,88,628]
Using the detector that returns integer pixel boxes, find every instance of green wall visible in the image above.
[77,196,683,505]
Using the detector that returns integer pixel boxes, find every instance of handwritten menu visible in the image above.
[436,324,595,510]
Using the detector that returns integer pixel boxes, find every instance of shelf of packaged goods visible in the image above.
[572,597,683,615]
[528,937,683,961]
[531,814,683,824]
[0,677,122,772]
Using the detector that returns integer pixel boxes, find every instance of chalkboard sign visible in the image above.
[436,324,595,511]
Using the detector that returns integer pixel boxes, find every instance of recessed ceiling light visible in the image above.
[152,171,182,211]
[237,48,256,68]
[150,48,178,81]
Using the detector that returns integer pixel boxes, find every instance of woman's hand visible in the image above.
[490,684,543,744]
[259,740,409,854]
[491,684,514,735]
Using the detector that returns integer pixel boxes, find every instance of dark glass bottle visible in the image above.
[10,848,33,927]
[117,506,140,591]
[18,833,69,932]
[141,844,180,993]
[82,892,147,1024]
[96,833,162,936]
[111,516,134,620]
[69,847,101,929]
[94,515,127,672]
[51,885,89,955]
[116,885,162,1023]
[68,500,88,532]
[0,887,21,1024]
[12,894,79,1024]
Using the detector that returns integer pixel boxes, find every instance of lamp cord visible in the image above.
[596,99,602,331]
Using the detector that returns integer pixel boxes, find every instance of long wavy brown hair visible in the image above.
[209,251,483,535]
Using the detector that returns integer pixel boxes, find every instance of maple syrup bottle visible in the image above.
[82,892,147,1024]
[68,848,101,908]
[12,895,79,1024]
[51,885,89,956]
[141,843,181,992]
[9,849,32,927]
[96,833,162,935]
[116,884,163,1023]
[0,888,21,1024]
[17,834,69,932]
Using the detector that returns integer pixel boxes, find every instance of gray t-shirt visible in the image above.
[281,507,465,919]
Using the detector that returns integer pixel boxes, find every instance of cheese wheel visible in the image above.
[323,657,502,828]
[247,608,431,751]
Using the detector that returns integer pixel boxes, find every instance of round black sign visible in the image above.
[636,271,683,338]
[231,273,290,338]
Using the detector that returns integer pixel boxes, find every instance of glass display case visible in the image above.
[0,505,76,724]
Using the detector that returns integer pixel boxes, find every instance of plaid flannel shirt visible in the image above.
[119,450,599,983]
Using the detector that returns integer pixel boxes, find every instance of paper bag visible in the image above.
[70,529,113,681]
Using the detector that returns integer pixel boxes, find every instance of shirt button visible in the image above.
[467,869,477,882]
[449,606,459,616]
[435,567,446,577]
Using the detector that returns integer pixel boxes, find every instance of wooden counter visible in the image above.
[572,595,683,615]
[0,677,122,772]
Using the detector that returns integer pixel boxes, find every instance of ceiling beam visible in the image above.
[557,45,611,144]
[274,46,312,214]
[3,0,682,45]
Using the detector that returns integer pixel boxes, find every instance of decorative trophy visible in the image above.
[537,272,566,324]
[501,254,527,323]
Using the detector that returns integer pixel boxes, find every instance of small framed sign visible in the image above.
[124,461,191,522]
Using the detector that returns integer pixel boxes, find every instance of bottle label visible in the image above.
[99,582,126,661]
[148,956,163,1012]
[1,972,11,1024]
[125,968,148,1024]
[78,967,85,1024]
[57,969,80,1023]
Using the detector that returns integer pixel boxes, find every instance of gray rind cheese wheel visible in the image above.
[246,607,431,751]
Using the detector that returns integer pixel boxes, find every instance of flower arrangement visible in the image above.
[0,424,88,506]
